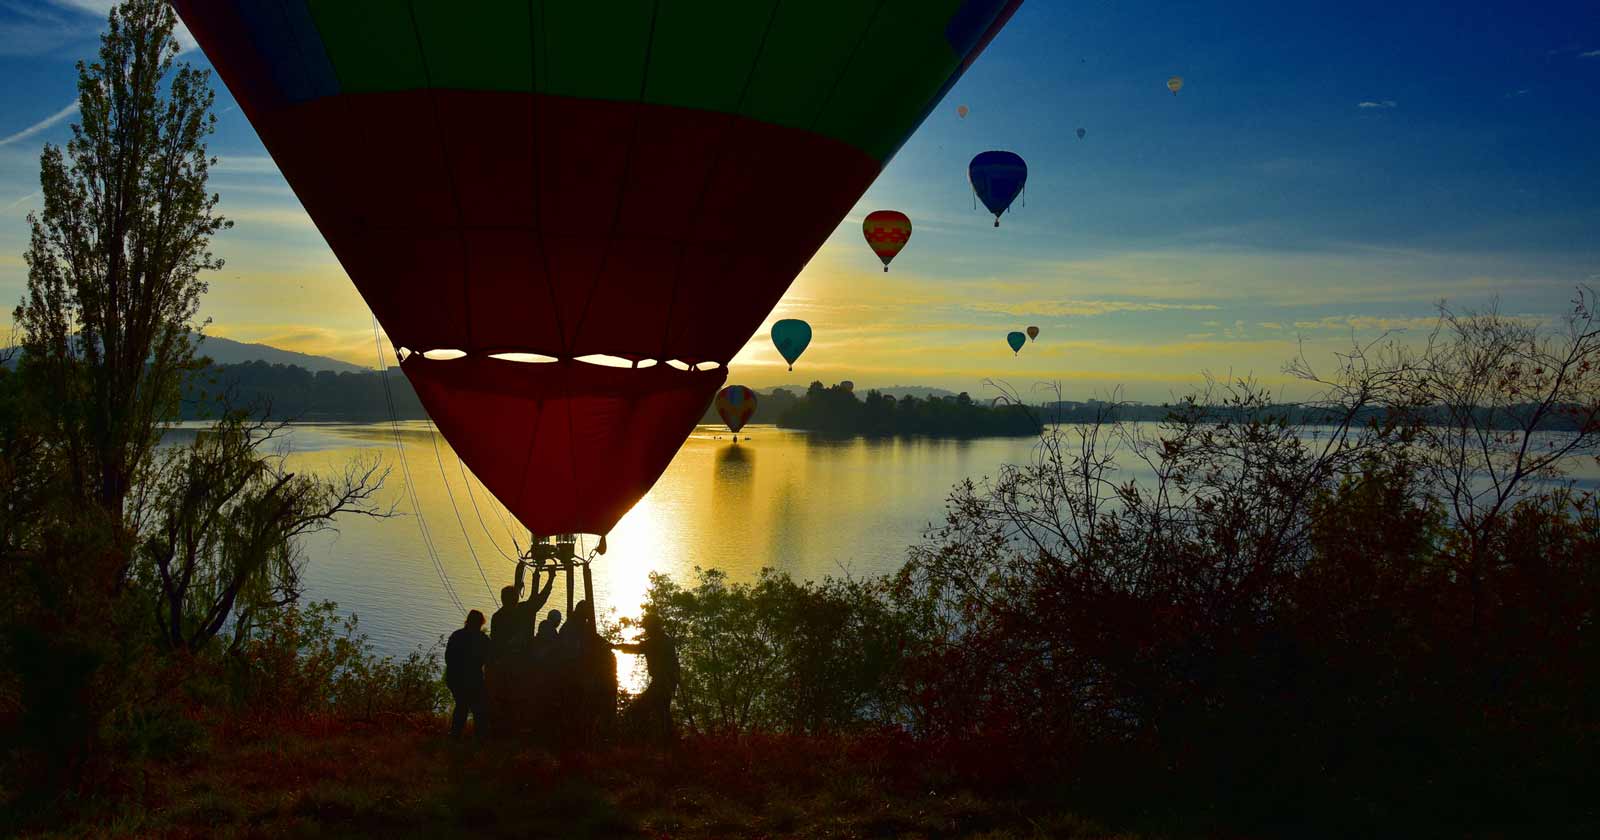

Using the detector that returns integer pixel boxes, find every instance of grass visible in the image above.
[14,716,1146,839]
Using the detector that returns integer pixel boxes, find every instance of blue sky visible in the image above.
[2,1,1598,401]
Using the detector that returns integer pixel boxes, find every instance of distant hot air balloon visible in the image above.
[863,210,912,272]
[969,151,1029,227]
[1026,326,1040,341]
[715,385,758,434]
[171,1,1022,539]
[772,319,812,371]
[957,104,969,118]
[1167,75,1184,95]
[1076,127,1086,140]
[1007,331,1027,355]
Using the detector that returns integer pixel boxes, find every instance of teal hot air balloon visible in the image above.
[772,319,812,371]
[1006,331,1027,355]
[969,151,1028,227]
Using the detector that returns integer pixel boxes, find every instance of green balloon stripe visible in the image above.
[303,0,968,162]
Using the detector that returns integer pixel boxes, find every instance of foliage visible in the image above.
[181,360,427,422]
[13,0,227,533]
[136,415,390,652]
[636,568,912,734]
[220,600,446,723]
[775,380,1038,437]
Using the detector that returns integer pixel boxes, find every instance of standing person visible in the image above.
[492,560,555,660]
[612,612,680,742]
[445,610,491,739]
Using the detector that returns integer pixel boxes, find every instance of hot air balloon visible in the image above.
[1007,331,1027,355]
[863,210,912,272]
[957,104,969,118]
[1026,326,1040,341]
[173,1,1022,539]
[772,319,812,371]
[969,151,1028,227]
[1167,75,1184,95]
[1076,127,1086,140]
[715,385,758,434]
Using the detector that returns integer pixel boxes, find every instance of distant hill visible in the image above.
[4,334,369,374]
[193,336,368,373]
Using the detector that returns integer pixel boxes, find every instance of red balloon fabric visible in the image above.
[173,1,1022,536]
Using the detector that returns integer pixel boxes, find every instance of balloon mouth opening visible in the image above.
[401,348,724,373]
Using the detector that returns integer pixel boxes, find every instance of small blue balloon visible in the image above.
[969,150,1028,227]
[1006,331,1027,355]
[771,319,812,371]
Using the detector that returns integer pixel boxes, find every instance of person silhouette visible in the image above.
[492,560,555,660]
[444,610,490,738]
[537,609,562,643]
[612,612,680,742]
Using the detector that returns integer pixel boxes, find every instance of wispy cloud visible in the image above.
[1357,100,1397,109]
[0,100,78,147]
[47,1,197,51]
[967,299,1222,318]
[1581,49,1600,58]
[3,192,40,213]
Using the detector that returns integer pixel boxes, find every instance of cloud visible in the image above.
[1257,321,1284,330]
[0,100,78,147]
[213,155,281,175]
[3,192,40,213]
[1290,315,1440,333]
[1357,100,1397,109]
[48,1,197,51]
[967,299,1222,318]
[1581,49,1600,58]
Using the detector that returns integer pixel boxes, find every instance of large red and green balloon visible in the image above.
[174,0,1022,537]
[715,385,758,434]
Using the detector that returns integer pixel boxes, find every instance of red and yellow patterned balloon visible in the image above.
[863,210,913,272]
[715,385,758,434]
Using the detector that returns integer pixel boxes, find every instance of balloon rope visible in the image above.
[424,415,509,600]
[372,317,468,616]
[454,450,522,558]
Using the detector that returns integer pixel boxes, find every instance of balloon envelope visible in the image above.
[772,319,813,371]
[715,385,758,434]
[1026,326,1040,340]
[969,151,1028,226]
[863,210,912,271]
[174,0,1021,536]
[1168,75,1184,94]
[1076,127,1086,139]
[957,104,969,118]
[1007,331,1027,355]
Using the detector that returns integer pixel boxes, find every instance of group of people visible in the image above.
[443,560,677,744]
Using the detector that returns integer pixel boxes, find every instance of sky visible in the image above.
[2,1,1598,403]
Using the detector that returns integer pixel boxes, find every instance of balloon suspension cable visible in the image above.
[454,451,522,560]
[371,317,471,616]
[423,415,507,602]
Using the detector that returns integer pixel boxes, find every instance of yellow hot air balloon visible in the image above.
[1167,75,1184,95]
[957,104,970,119]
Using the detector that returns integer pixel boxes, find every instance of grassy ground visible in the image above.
[17,717,1146,839]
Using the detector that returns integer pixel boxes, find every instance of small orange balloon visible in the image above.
[957,104,969,118]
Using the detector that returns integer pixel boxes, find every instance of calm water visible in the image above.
[249,422,1044,685]
[207,421,1597,688]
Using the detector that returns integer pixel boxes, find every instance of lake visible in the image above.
[248,422,1045,687]
[225,420,1597,689]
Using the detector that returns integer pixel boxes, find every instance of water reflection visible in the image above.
[176,421,1597,672]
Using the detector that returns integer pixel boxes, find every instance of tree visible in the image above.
[14,0,228,559]
[139,416,391,653]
